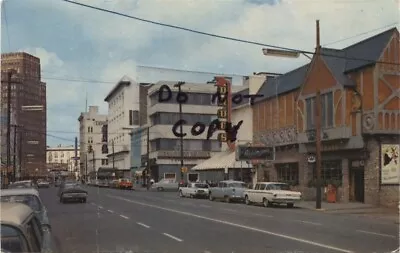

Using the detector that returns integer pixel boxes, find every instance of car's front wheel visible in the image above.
[82,198,87,203]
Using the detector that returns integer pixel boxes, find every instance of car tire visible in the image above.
[287,203,294,208]
[245,195,251,205]
[209,193,214,201]
[179,191,184,197]
[82,198,87,203]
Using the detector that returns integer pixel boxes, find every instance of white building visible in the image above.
[46,145,80,173]
[192,74,267,182]
[78,106,108,178]
[104,76,140,174]
[145,81,247,182]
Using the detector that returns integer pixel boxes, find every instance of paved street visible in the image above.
[39,186,399,253]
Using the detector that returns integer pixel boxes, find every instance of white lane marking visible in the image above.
[98,205,103,209]
[108,194,353,253]
[251,213,274,218]
[162,233,183,242]
[119,215,130,220]
[294,220,322,226]
[107,209,114,213]
[200,204,211,208]
[221,208,238,213]
[136,222,150,228]
[356,230,396,238]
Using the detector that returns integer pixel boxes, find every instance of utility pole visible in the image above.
[12,124,17,182]
[146,127,150,190]
[18,126,23,181]
[315,20,322,210]
[174,81,185,182]
[85,153,88,182]
[6,71,13,187]
[112,140,115,171]
[92,149,95,179]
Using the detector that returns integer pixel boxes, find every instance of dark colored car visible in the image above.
[58,183,88,203]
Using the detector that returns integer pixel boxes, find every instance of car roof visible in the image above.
[0,202,33,225]
[0,188,40,197]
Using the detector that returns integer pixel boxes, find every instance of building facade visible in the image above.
[252,28,399,208]
[146,81,238,182]
[1,52,47,178]
[46,145,80,175]
[78,106,108,179]
[104,75,142,174]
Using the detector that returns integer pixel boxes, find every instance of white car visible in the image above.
[244,182,302,208]
[179,182,210,198]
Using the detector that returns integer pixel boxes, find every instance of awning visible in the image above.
[192,151,252,171]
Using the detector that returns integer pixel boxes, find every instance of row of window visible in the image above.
[150,112,217,126]
[272,160,342,185]
[150,138,221,152]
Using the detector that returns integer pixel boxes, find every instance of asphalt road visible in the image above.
[39,186,399,253]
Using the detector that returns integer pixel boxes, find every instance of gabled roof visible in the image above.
[104,75,135,102]
[343,27,396,73]
[254,27,397,103]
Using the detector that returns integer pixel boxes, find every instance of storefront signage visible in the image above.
[158,82,263,141]
[236,146,275,161]
[381,144,399,185]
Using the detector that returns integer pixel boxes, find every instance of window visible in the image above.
[312,160,342,182]
[88,137,93,144]
[102,159,108,165]
[1,225,29,252]
[306,92,334,130]
[276,163,299,185]
[129,110,140,126]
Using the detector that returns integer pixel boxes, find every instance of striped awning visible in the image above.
[192,151,252,171]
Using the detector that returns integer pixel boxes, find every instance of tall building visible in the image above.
[46,144,80,175]
[1,52,47,179]
[104,75,141,177]
[78,106,108,179]
[146,81,247,181]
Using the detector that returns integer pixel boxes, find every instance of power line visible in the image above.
[62,0,399,66]
[323,22,399,46]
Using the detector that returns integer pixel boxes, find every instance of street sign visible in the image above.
[181,167,188,173]
[236,145,275,161]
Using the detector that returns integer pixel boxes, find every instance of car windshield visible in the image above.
[1,225,26,253]
[0,195,42,212]
[194,184,209,188]
[269,184,291,191]
[8,182,31,189]
[228,183,246,188]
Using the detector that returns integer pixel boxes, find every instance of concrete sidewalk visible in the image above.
[297,201,399,223]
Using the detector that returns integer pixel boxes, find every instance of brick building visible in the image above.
[252,28,399,208]
[1,52,47,178]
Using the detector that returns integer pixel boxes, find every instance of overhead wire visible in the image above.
[61,0,400,66]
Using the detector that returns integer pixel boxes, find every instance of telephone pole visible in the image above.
[6,71,13,186]
[315,20,322,210]
[112,140,115,171]
[12,124,18,182]
[146,127,150,190]
[18,126,23,181]
[174,81,185,182]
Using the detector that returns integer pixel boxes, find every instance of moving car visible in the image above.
[208,180,247,203]
[0,188,51,228]
[58,182,88,203]
[244,182,302,208]
[37,179,50,188]
[117,178,133,189]
[152,179,179,191]
[8,180,37,190]
[179,182,210,198]
[1,202,56,252]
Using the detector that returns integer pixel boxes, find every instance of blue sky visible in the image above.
[1,0,398,147]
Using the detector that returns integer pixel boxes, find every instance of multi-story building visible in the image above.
[1,52,47,178]
[78,105,108,179]
[104,76,141,176]
[146,81,247,182]
[46,145,80,174]
[252,27,399,208]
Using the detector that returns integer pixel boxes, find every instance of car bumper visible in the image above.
[271,198,301,204]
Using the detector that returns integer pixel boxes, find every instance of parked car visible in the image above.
[0,188,51,229]
[244,182,302,208]
[1,202,56,252]
[152,179,179,191]
[208,180,247,203]
[8,180,37,190]
[37,179,50,188]
[58,182,88,203]
[117,178,133,189]
[179,182,210,198]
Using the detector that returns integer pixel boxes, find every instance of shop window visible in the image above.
[311,160,342,185]
[276,163,299,185]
